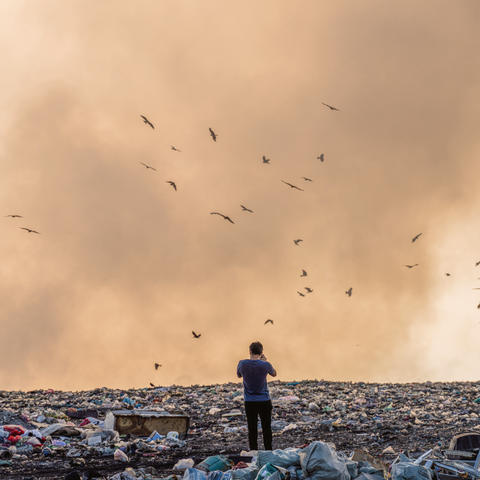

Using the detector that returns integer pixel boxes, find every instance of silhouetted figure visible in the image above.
[294,239,303,245]
[322,102,340,111]
[139,162,156,171]
[140,115,154,129]
[264,319,274,325]
[412,233,422,243]
[405,264,419,269]
[300,270,307,277]
[209,128,217,142]
[154,363,161,370]
[166,181,177,191]
[170,145,181,152]
[4,215,22,218]
[304,287,313,293]
[20,227,40,234]
[301,177,313,182]
[281,180,304,191]
[241,205,253,213]
[192,331,201,338]
[317,154,324,162]
[346,288,352,297]
[211,212,234,224]
[262,156,270,164]
[236,341,277,451]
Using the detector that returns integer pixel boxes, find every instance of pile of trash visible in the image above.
[1,379,480,479]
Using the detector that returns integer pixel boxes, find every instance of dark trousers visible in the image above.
[245,400,273,450]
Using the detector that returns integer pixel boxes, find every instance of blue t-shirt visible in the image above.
[237,359,275,402]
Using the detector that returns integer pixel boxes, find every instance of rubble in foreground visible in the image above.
[1,379,480,479]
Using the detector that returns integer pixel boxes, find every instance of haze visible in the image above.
[1,0,480,391]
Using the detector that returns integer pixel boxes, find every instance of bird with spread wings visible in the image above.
[139,162,156,171]
[209,128,218,142]
[322,102,340,111]
[211,212,234,224]
[140,115,154,129]
[282,180,304,191]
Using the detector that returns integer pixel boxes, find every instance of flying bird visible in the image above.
[445,273,451,276]
[412,233,422,243]
[140,115,154,129]
[294,239,303,245]
[154,363,162,370]
[304,287,313,293]
[211,212,234,224]
[478,303,480,310]
[476,261,480,267]
[346,288,352,297]
[166,181,177,191]
[139,162,157,171]
[4,215,22,218]
[192,331,201,338]
[20,227,40,234]
[281,180,304,191]
[209,128,218,142]
[150,383,155,388]
[297,291,305,297]
[317,154,324,162]
[301,177,313,182]
[300,270,307,277]
[264,319,274,325]
[240,205,253,213]
[322,102,340,111]
[170,145,181,152]
[262,156,270,164]
[405,264,419,269]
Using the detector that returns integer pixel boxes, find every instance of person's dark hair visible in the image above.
[249,342,263,355]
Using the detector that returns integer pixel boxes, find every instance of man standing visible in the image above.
[237,341,277,451]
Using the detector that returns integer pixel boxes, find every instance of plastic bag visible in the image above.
[197,455,234,473]
[256,449,301,468]
[114,449,129,462]
[175,458,195,470]
[391,462,433,480]
[299,441,351,480]
[184,468,208,480]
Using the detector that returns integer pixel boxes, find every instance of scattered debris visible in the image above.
[2,380,480,479]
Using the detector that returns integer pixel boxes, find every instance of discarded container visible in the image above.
[108,410,190,436]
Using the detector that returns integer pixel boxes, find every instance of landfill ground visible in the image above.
[2,379,480,480]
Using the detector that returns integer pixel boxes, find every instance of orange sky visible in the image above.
[1,0,480,391]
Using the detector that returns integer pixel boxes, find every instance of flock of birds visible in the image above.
[5,102,480,382]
